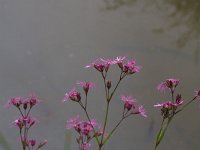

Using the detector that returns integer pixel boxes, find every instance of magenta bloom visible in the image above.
[63,88,81,102]
[85,58,115,72]
[138,106,147,117]
[114,57,142,74]
[12,116,38,129]
[5,94,40,109]
[114,56,126,64]
[66,115,80,129]
[28,94,40,107]
[5,97,23,108]
[28,139,36,147]
[121,95,136,111]
[66,116,102,137]
[76,81,95,94]
[154,100,183,109]
[81,143,91,150]
[157,78,180,93]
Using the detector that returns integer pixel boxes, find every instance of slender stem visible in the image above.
[175,96,197,114]
[101,73,108,100]
[171,90,176,114]
[17,107,25,118]
[103,115,129,145]
[100,101,110,147]
[20,129,25,150]
[109,72,123,101]
[85,94,88,109]
[79,102,100,145]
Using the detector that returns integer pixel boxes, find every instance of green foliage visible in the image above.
[0,131,12,150]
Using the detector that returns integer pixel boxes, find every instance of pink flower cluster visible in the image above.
[6,94,47,150]
[85,56,141,75]
[5,94,39,109]
[157,78,179,93]
[154,94,183,109]
[121,95,147,117]
[66,116,103,150]
[63,82,95,102]
[13,116,37,129]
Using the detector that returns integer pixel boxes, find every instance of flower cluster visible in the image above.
[66,116,103,150]
[121,95,147,118]
[155,79,183,118]
[85,56,141,76]
[64,56,146,150]
[6,94,47,150]
[157,78,179,93]
[154,78,200,150]
[5,94,39,109]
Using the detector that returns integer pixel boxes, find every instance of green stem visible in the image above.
[103,115,126,145]
[154,117,173,150]
[79,102,100,145]
[100,101,110,148]
[108,72,123,101]
[175,96,197,114]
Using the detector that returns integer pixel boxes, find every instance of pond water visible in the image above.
[0,0,200,150]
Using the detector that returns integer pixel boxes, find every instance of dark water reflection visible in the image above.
[0,0,200,150]
[104,0,200,55]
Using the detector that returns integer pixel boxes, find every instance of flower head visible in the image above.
[114,57,142,74]
[28,139,36,147]
[157,78,179,93]
[154,99,183,109]
[76,81,95,94]
[5,97,23,108]
[121,95,136,111]
[81,143,91,150]
[63,88,81,102]
[85,58,115,72]
[66,115,81,129]
[138,106,147,117]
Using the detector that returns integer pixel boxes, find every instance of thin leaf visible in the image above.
[64,131,72,150]
[0,131,12,150]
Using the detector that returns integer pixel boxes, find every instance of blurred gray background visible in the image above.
[0,0,200,150]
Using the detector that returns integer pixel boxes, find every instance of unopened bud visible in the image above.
[106,81,111,89]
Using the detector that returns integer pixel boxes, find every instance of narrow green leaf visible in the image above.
[64,131,72,150]
[0,131,12,150]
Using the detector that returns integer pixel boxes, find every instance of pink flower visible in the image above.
[154,100,183,109]
[12,118,24,129]
[85,58,115,72]
[66,115,80,129]
[157,78,179,93]
[121,95,136,111]
[138,106,147,117]
[63,88,81,102]
[131,105,147,117]
[5,97,23,108]
[24,116,38,127]
[115,57,142,74]
[5,94,40,109]
[76,81,95,94]
[114,56,126,64]
[28,94,40,107]
[28,139,36,147]
[81,143,91,150]
[175,94,183,105]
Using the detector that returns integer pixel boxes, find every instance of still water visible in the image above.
[0,0,200,150]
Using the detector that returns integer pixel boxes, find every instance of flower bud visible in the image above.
[106,81,111,89]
